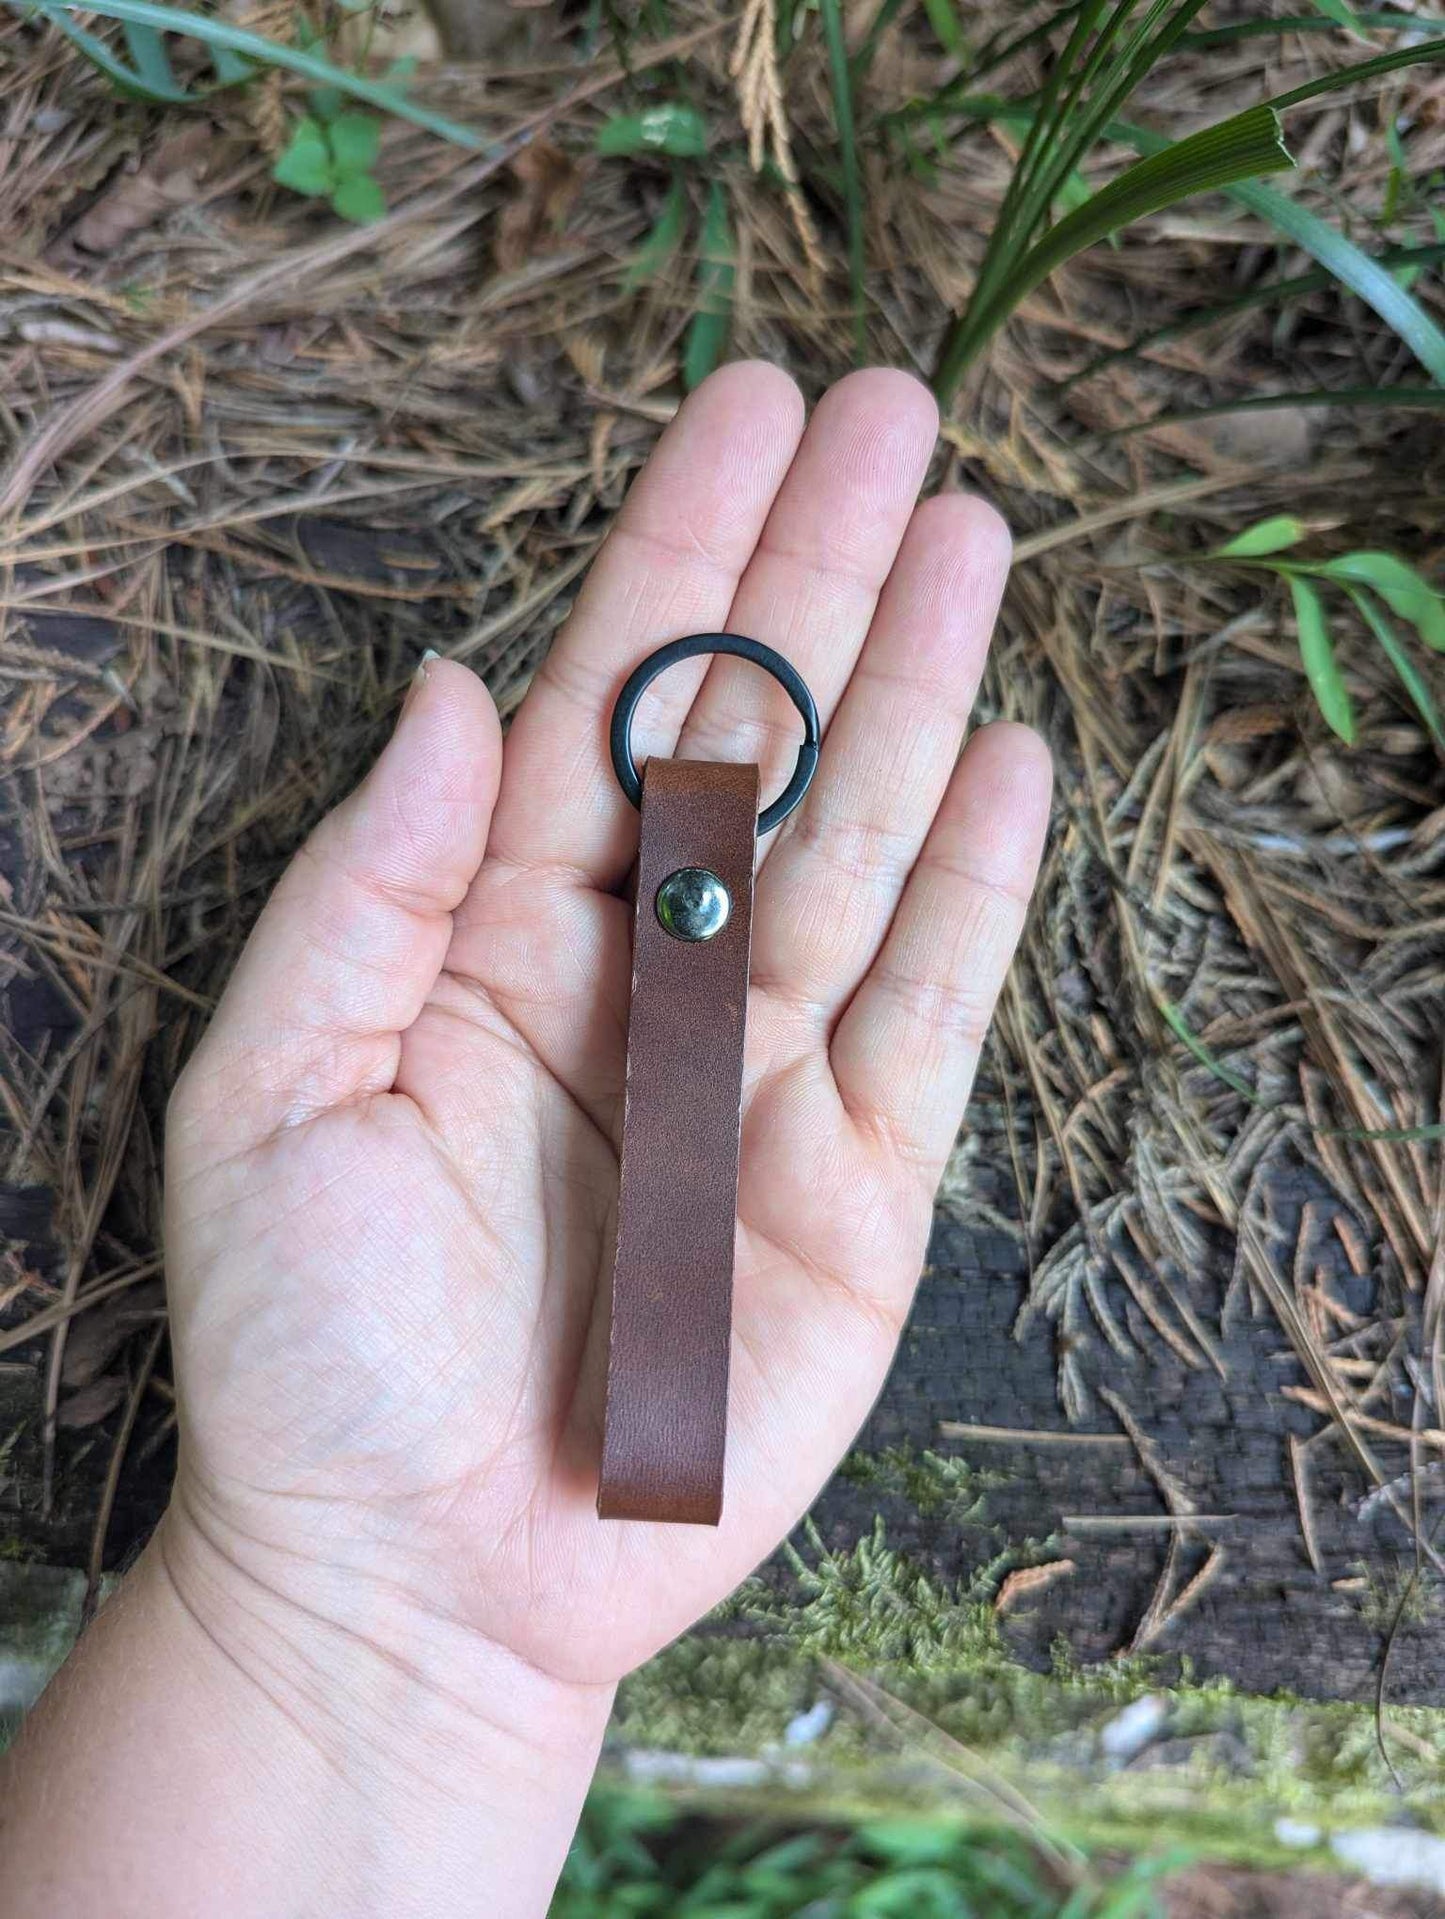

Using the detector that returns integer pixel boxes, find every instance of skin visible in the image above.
[0,365,1051,1918]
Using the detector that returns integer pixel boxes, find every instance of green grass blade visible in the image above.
[120,18,184,92]
[1159,1000,1258,1099]
[1010,0,1216,252]
[819,0,867,362]
[1115,115,1445,383]
[1109,383,1445,433]
[1269,35,1445,110]
[623,176,688,290]
[937,104,1292,398]
[1184,10,1445,46]
[682,182,734,391]
[1345,585,1445,749]
[35,3,192,99]
[1231,179,1445,381]
[852,0,908,83]
[1289,573,1355,743]
[1062,238,1445,389]
[921,0,968,59]
[40,0,491,148]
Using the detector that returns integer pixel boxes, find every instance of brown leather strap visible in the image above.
[598,758,760,1525]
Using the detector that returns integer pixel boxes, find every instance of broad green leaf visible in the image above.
[1210,515,1306,558]
[1311,0,1359,24]
[331,171,386,223]
[1315,551,1445,650]
[1289,573,1355,743]
[1346,585,1445,749]
[623,177,687,290]
[41,0,490,149]
[683,182,734,391]
[273,117,334,198]
[596,103,707,159]
[921,0,967,58]
[937,105,1292,398]
[328,110,381,177]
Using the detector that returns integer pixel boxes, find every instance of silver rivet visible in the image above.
[655,867,731,943]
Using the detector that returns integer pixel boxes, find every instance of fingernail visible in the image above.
[401,648,442,718]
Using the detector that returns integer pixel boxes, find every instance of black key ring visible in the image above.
[610,634,821,836]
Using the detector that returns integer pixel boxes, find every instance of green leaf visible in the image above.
[208,44,252,83]
[1210,515,1307,558]
[921,0,967,58]
[38,0,490,149]
[937,105,1293,399]
[850,1865,972,1917]
[1229,177,1445,385]
[331,171,386,222]
[820,0,867,361]
[1268,34,1445,112]
[328,110,381,178]
[273,116,335,199]
[36,3,192,100]
[1345,585,1445,750]
[682,182,734,391]
[1315,551,1445,650]
[854,1820,959,1867]
[1311,0,1359,25]
[623,177,688,290]
[120,18,181,91]
[596,103,707,159]
[1159,999,1259,1100]
[1111,107,1445,384]
[1289,573,1355,743]
[1062,238,1445,391]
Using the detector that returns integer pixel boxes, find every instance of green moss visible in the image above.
[838,1447,995,1526]
[613,1469,1445,1849]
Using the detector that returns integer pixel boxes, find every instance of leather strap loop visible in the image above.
[598,758,759,1525]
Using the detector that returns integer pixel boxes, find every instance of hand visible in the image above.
[164,364,1049,1701]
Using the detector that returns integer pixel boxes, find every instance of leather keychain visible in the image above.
[598,635,820,1525]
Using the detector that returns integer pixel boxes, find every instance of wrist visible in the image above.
[152,1498,614,1915]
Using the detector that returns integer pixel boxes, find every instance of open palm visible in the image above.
[163,365,1050,1691]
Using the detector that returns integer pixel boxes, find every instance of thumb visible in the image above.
[176,655,502,1141]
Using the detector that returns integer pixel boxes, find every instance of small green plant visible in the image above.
[24,0,486,150]
[883,3,1445,397]
[840,1445,994,1526]
[595,104,735,390]
[1205,516,1445,748]
[273,104,385,224]
[552,1787,1194,1918]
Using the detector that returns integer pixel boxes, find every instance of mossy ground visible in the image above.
[612,1450,1445,1867]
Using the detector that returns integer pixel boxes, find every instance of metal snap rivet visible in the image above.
[655,867,731,943]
